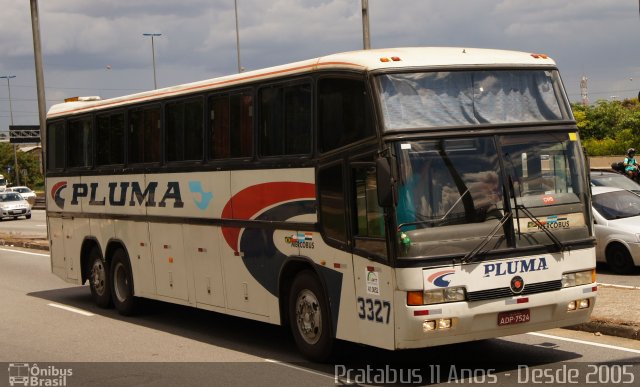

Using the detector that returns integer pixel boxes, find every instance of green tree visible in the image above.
[572,98,640,156]
[0,142,43,189]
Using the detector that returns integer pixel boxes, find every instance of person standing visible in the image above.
[624,148,639,178]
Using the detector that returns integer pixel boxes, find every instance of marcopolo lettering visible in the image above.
[483,257,548,277]
[70,181,184,208]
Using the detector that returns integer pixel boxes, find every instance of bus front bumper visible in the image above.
[394,284,597,350]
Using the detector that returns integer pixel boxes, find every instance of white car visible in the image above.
[592,186,640,274]
[6,186,37,201]
[0,192,32,220]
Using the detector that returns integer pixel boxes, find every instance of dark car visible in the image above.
[590,170,640,195]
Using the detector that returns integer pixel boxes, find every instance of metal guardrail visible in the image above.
[33,196,45,210]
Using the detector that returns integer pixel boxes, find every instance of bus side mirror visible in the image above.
[376,158,394,207]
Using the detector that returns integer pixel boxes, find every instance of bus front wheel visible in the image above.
[88,247,111,308]
[288,270,333,362]
[110,248,137,316]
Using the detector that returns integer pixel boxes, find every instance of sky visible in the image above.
[1,0,639,132]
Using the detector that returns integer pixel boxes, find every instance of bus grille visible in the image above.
[466,280,562,302]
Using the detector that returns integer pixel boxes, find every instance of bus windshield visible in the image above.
[377,69,570,130]
[395,133,589,260]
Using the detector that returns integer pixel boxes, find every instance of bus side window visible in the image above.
[259,82,311,157]
[318,77,373,153]
[67,117,93,168]
[96,112,125,166]
[129,106,161,164]
[166,97,203,162]
[353,165,387,258]
[230,92,253,158]
[47,121,65,171]
[318,163,348,246]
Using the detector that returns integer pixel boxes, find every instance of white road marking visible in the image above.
[0,247,49,257]
[598,282,640,290]
[527,332,640,354]
[264,358,334,380]
[48,303,95,317]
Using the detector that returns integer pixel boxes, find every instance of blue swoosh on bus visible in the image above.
[188,181,213,210]
[427,269,455,287]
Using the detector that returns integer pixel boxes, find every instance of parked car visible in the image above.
[0,192,32,220]
[590,170,640,195]
[591,186,640,274]
[6,186,37,206]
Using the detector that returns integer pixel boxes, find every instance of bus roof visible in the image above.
[46,47,557,119]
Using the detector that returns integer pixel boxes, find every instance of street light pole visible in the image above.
[362,0,371,50]
[234,0,243,73]
[142,33,162,89]
[0,75,19,185]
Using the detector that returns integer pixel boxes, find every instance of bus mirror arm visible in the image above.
[376,157,394,207]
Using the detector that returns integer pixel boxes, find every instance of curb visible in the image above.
[0,240,49,251]
[567,321,640,341]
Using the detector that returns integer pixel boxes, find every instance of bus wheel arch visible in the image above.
[284,263,334,362]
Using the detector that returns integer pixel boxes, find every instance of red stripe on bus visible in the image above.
[220,182,315,251]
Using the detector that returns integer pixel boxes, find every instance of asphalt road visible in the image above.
[0,208,46,237]
[1,247,639,386]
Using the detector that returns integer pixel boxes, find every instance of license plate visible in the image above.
[498,309,530,326]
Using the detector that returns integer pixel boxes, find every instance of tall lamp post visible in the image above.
[142,33,162,89]
[234,0,243,73]
[0,75,19,185]
[362,0,371,49]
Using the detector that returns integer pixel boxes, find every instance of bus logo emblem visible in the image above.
[510,276,525,294]
[427,270,455,288]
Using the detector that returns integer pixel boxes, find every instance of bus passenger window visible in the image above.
[129,106,161,164]
[67,117,93,168]
[96,112,124,166]
[319,78,373,152]
[209,92,253,159]
[166,98,203,162]
[259,82,311,157]
[230,93,253,158]
[47,121,65,171]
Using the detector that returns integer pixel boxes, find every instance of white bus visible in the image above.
[46,47,596,361]
[0,174,7,191]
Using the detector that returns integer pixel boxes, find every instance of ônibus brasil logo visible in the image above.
[7,363,73,386]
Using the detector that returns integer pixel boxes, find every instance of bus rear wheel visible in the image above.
[88,247,111,308]
[288,270,333,362]
[110,248,137,316]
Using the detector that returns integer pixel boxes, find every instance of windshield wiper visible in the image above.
[397,189,470,231]
[516,205,565,252]
[462,211,512,263]
[507,175,564,252]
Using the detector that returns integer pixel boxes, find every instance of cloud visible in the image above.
[0,0,639,130]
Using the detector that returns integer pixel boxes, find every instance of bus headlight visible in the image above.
[562,269,595,288]
[423,286,466,305]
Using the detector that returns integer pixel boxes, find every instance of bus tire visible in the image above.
[110,248,137,316]
[88,247,111,308]
[288,270,333,362]
[606,244,636,274]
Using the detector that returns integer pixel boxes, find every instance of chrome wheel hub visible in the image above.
[91,260,106,296]
[295,289,322,345]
